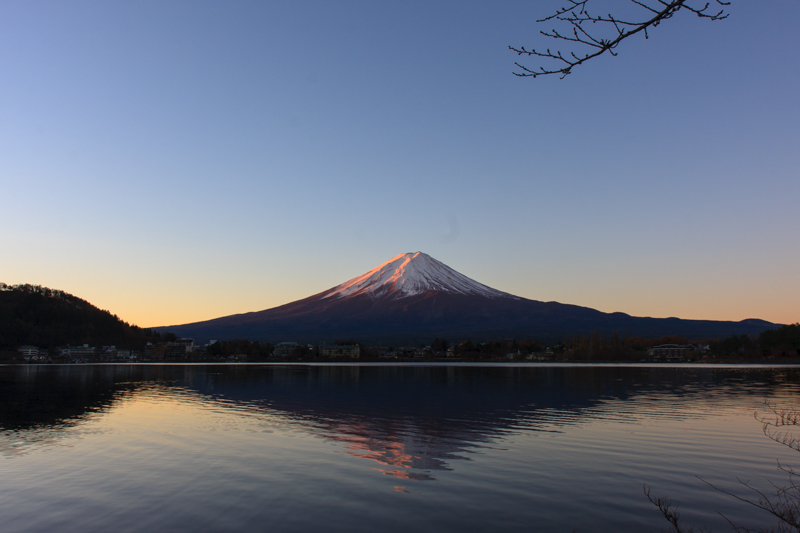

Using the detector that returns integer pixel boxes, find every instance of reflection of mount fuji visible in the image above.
[3,365,799,478]
[162,252,777,343]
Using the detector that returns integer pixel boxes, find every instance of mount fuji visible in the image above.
[162,252,776,344]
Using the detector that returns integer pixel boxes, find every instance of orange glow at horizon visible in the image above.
[5,251,798,329]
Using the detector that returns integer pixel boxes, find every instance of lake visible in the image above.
[1,363,799,532]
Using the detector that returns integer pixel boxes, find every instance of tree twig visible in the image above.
[510,0,730,78]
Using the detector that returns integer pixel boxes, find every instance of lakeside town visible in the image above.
[11,333,797,365]
[3,283,798,365]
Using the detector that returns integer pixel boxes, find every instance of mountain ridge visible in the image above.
[0,283,172,350]
[161,252,778,344]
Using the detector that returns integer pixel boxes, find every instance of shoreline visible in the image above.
[3,360,800,368]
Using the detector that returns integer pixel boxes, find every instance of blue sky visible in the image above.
[2,0,798,328]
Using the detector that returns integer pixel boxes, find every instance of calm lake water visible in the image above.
[2,364,800,532]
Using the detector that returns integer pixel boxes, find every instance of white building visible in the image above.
[18,345,39,357]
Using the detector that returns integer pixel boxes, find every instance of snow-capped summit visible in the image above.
[323,252,514,300]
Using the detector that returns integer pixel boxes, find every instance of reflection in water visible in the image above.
[3,364,800,533]
[2,364,800,479]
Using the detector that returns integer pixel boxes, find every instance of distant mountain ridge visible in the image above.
[162,252,778,344]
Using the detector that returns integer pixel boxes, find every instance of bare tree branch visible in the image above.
[510,0,730,78]
[697,474,800,533]
[644,484,712,533]
[648,400,800,533]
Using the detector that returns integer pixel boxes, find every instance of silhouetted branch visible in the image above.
[697,474,800,532]
[760,400,800,454]
[644,484,711,532]
[648,400,800,532]
[510,0,730,78]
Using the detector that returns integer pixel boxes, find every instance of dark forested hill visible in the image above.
[0,283,169,350]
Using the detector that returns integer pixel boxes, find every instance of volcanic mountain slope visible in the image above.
[163,252,777,344]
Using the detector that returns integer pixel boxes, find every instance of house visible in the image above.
[68,344,96,357]
[320,344,360,359]
[18,345,39,357]
[648,344,694,361]
[273,342,300,357]
[164,343,189,358]
[173,338,194,353]
[528,347,555,362]
[150,343,168,358]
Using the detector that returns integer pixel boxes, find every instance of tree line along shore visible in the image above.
[2,283,798,364]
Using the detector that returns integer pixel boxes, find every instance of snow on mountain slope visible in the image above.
[323,252,516,300]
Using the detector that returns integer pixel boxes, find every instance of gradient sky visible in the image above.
[2,0,798,328]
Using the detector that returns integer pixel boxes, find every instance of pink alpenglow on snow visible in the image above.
[323,252,516,300]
